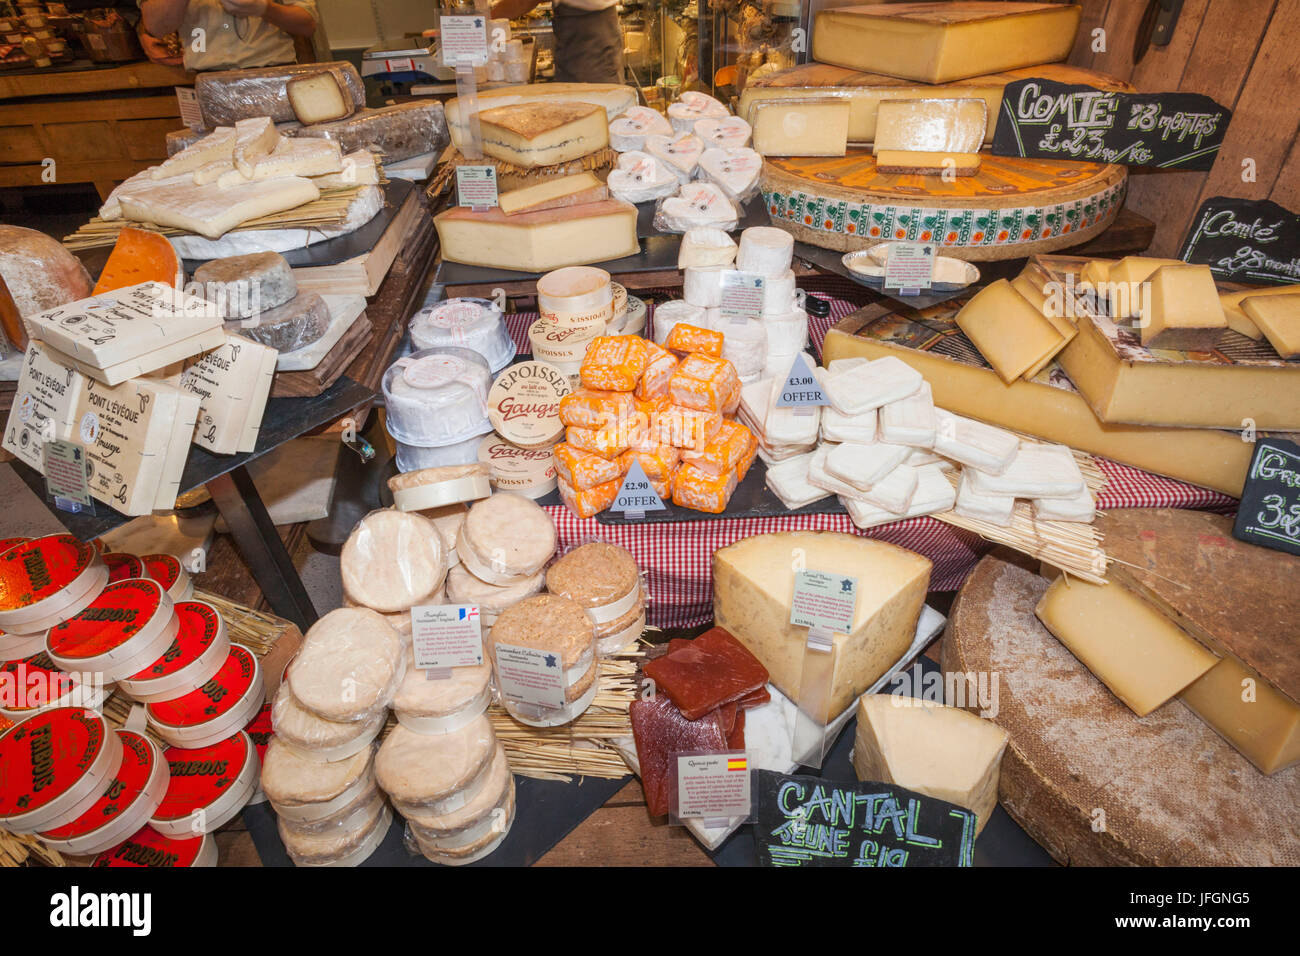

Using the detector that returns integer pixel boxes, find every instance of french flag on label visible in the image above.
[459,607,479,622]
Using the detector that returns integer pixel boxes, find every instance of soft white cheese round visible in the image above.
[287,607,406,721]
[383,347,493,447]
[409,298,516,372]
[737,226,794,276]
[341,509,447,613]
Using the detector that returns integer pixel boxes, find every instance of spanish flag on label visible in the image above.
[727,757,748,772]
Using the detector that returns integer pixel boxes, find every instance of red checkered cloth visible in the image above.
[499,279,1238,627]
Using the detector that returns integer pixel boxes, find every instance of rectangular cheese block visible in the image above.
[813,2,1080,84]
[477,101,609,169]
[179,333,278,455]
[498,172,608,215]
[853,695,1009,835]
[2,340,86,471]
[1241,293,1300,359]
[955,279,1065,383]
[445,82,638,151]
[1179,655,1300,776]
[750,97,850,157]
[823,313,1255,496]
[873,97,987,154]
[739,62,1130,147]
[119,175,321,241]
[217,138,343,187]
[1105,256,1183,318]
[296,102,449,165]
[874,149,980,176]
[195,61,366,127]
[434,199,639,273]
[1220,283,1300,340]
[1139,264,1227,351]
[287,70,356,125]
[1035,575,1218,717]
[713,530,931,718]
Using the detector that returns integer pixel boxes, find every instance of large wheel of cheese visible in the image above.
[942,550,1300,866]
[759,152,1126,261]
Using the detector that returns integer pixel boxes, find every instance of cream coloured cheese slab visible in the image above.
[477,101,609,169]
[873,97,987,154]
[179,333,279,455]
[2,340,86,471]
[445,83,637,151]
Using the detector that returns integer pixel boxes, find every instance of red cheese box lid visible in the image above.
[141,553,183,590]
[244,701,273,762]
[39,730,166,847]
[103,553,145,583]
[91,826,216,868]
[0,707,121,831]
[0,651,81,716]
[121,600,225,687]
[0,535,102,627]
[45,579,176,674]
[0,537,29,556]
[151,731,255,829]
[146,644,259,732]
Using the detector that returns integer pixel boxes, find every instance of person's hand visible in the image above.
[220,0,270,17]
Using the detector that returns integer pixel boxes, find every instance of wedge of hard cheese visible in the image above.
[434,199,639,273]
[853,694,1009,835]
[477,101,609,169]
[445,82,638,151]
[498,172,608,216]
[713,530,931,718]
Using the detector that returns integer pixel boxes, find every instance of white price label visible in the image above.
[884,243,937,291]
[411,605,484,670]
[175,87,204,130]
[493,641,567,708]
[719,271,766,320]
[456,165,499,208]
[675,753,751,821]
[790,570,858,634]
[440,15,489,67]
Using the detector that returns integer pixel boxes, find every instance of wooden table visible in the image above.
[0,60,194,199]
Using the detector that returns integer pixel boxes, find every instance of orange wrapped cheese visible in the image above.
[635,393,670,418]
[636,340,678,401]
[619,442,681,481]
[558,476,621,518]
[672,463,738,514]
[736,430,759,481]
[580,335,649,392]
[668,354,740,413]
[554,441,629,489]
[558,387,634,430]
[651,404,723,451]
[664,323,724,357]
[681,420,752,478]
[565,422,632,458]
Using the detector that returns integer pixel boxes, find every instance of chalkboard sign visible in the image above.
[1178,197,1300,285]
[1233,438,1300,557]
[752,770,976,867]
[991,78,1230,171]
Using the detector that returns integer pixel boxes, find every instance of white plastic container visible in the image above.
[383,346,493,449]
[409,298,517,373]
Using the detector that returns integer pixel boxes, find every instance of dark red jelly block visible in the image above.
[629,695,727,817]
[643,626,770,720]
[726,708,746,751]
[739,687,771,709]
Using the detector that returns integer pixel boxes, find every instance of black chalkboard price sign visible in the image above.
[751,770,976,867]
[991,78,1230,170]
[1233,438,1300,557]
[1178,197,1300,285]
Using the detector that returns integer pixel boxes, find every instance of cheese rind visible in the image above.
[812,2,1082,84]
[713,531,931,718]
[873,97,987,154]
[477,101,609,169]
[874,149,980,176]
[497,172,607,215]
[1035,576,1218,718]
[853,694,1008,835]
[286,71,355,125]
[434,200,639,273]
[445,83,638,151]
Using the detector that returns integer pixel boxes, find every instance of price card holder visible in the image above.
[884,243,936,294]
[719,271,765,321]
[441,4,489,160]
[669,751,752,829]
[789,569,857,769]
[1233,438,1300,557]
[609,460,666,522]
[411,605,484,680]
[175,87,204,130]
[773,353,829,418]
[456,166,498,210]
[42,439,94,516]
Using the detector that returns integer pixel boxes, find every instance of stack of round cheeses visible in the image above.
[0,535,109,644]
[376,714,515,865]
[489,593,598,727]
[480,359,570,500]
[448,493,556,637]
[529,266,613,378]
[340,509,450,630]
[477,433,559,500]
[383,346,494,471]
[409,297,516,373]
[545,541,646,656]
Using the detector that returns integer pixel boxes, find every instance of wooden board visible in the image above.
[270,314,374,398]
[942,551,1300,866]
[760,151,1127,260]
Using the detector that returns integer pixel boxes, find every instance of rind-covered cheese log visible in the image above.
[672,463,737,513]
[650,404,723,450]
[287,71,356,125]
[668,353,740,412]
[224,290,332,353]
[554,442,628,489]
[664,322,724,357]
[194,251,297,318]
[558,387,633,430]
[564,423,632,458]
[681,419,753,478]
[636,340,678,401]
[196,61,366,127]
[296,102,450,164]
[579,335,649,392]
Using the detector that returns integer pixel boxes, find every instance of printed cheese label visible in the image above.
[74,377,177,515]
[487,360,571,447]
[411,605,484,670]
[153,732,250,822]
[180,334,276,455]
[91,825,205,867]
[0,708,109,818]
[0,535,97,612]
[790,570,858,635]
[125,601,220,683]
[147,645,256,729]
[41,730,156,838]
[493,641,567,709]
[47,579,166,660]
[2,342,83,470]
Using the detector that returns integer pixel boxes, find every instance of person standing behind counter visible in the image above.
[139,0,319,71]
[490,0,623,84]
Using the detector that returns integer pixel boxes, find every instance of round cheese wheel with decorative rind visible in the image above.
[287,607,405,721]
[340,510,447,613]
[459,492,557,579]
[260,736,373,807]
[194,251,297,319]
[375,715,495,805]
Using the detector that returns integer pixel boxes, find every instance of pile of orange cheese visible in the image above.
[554,325,757,517]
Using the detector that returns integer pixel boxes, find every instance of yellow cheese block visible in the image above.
[1035,576,1218,717]
[872,149,981,176]
[713,531,931,719]
[812,2,1082,84]
[853,695,1008,835]
[1011,273,1078,380]
[1139,264,1227,351]
[477,101,609,169]
[1106,256,1183,319]
[1220,283,1300,340]
[955,278,1064,383]
[1078,258,1111,288]
[1241,292,1300,358]
[434,199,639,273]
[873,97,987,154]
[750,97,850,157]
[497,172,607,216]
[1179,656,1300,776]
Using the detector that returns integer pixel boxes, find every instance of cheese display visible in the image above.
[643,133,705,183]
[607,150,679,204]
[287,607,405,722]
[434,199,639,273]
[0,708,122,834]
[146,643,265,748]
[955,279,1074,383]
[179,333,277,455]
[457,492,557,583]
[477,101,609,169]
[694,116,753,151]
[812,2,1081,83]
[194,251,296,318]
[1221,283,1300,340]
[667,90,729,134]
[392,653,492,734]
[388,463,491,514]
[853,695,1008,835]
[714,531,930,716]
[382,347,493,453]
[218,137,344,187]
[409,298,515,373]
[2,340,86,471]
[678,227,737,268]
[150,731,259,837]
[341,510,447,613]
[91,227,181,295]
[545,541,643,647]
[120,175,321,241]
[286,70,355,125]
[487,360,571,448]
